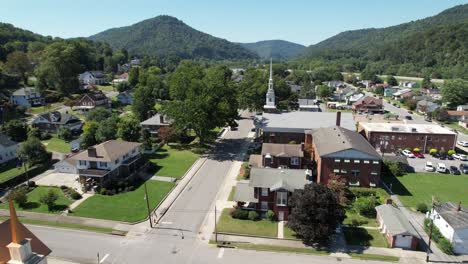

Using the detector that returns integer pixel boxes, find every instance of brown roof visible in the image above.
[71,140,142,162]
[249,154,263,167]
[352,96,383,107]
[447,111,468,116]
[261,143,304,157]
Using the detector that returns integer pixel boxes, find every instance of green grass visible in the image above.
[28,105,60,115]
[283,226,298,239]
[146,144,200,179]
[227,186,236,201]
[343,210,378,227]
[72,180,175,222]
[226,243,328,256]
[0,161,26,184]
[96,84,114,92]
[444,122,468,135]
[343,227,389,248]
[42,136,71,153]
[217,209,278,237]
[0,186,72,214]
[383,173,468,209]
[349,253,399,262]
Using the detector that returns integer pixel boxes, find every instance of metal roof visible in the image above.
[359,122,456,135]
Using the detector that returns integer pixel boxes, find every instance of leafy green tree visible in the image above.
[3,120,28,142]
[432,107,450,122]
[118,115,141,142]
[132,85,155,121]
[128,67,140,87]
[236,68,268,111]
[4,51,33,84]
[421,76,433,89]
[11,188,28,208]
[375,86,384,96]
[316,85,331,99]
[80,121,99,148]
[86,108,112,122]
[58,127,72,141]
[116,81,130,93]
[17,136,50,166]
[299,81,316,99]
[288,184,345,245]
[39,189,59,211]
[96,115,119,142]
[441,79,468,108]
[387,76,398,86]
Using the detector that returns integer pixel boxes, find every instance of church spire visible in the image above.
[9,196,25,244]
[268,58,274,91]
[264,58,276,112]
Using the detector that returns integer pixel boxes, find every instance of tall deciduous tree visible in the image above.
[17,136,50,166]
[316,85,331,99]
[288,184,345,245]
[3,120,28,142]
[236,68,268,111]
[118,115,141,142]
[4,51,32,84]
[441,79,468,108]
[387,76,398,86]
[132,84,155,121]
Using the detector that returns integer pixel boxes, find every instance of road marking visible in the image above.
[160,221,173,225]
[217,248,224,259]
[100,253,109,263]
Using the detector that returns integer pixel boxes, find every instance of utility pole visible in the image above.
[144,183,153,228]
[97,252,100,264]
[23,160,29,185]
[214,205,218,243]
[426,198,435,262]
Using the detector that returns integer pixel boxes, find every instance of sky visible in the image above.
[1,0,467,46]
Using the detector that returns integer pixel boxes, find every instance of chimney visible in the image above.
[386,198,393,205]
[457,201,462,212]
[159,115,164,124]
[87,147,97,157]
[336,111,341,127]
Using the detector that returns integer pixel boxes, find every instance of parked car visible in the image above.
[425,162,435,172]
[457,141,468,147]
[405,115,412,120]
[425,116,432,122]
[460,164,468,174]
[437,163,447,173]
[431,152,440,158]
[450,166,461,175]
[396,105,401,108]
[402,149,415,158]
[408,111,413,114]
[452,153,468,161]
[439,154,447,160]
[412,151,424,158]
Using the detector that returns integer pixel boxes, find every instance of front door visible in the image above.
[89,161,98,169]
[278,211,284,221]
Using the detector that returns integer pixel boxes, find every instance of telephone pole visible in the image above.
[144,183,153,228]
[426,197,436,262]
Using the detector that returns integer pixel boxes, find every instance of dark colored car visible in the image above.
[431,152,440,158]
[450,166,461,175]
[460,164,468,174]
[439,154,447,160]
[405,115,412,120]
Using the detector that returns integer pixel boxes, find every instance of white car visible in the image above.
[457,141,468,147]
[402,149,415,158]
[452,153,468,161]
[425,162,435,172]
[437,163,447,173]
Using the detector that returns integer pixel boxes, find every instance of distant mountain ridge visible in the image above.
[88,15,257,60]
[238,40,305,59]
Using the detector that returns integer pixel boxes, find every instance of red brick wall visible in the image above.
[253,187,291,220]
[263,132,304,144]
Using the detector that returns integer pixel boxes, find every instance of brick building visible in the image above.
[73,90,111,113]
[261,143,304,169]
[358,123,457,153]
[352,96,383,113]
[310,126,382,187]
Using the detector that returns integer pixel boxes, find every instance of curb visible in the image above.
[216,232,301,241]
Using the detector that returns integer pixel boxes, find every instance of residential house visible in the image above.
[325,80,346,89]
[71,140,143,190]
[112,72,129,83]
[393,89,413,99]
[416,100,440,115]
[420,88,441,100]
[9,87,45,107]
[346,93,365,105]
[359,122,457,153]
[234,168,311,220]
[0,199,50,264]
[0,134,18,164]
[130,58,141,66]
[384,86,400,97]
[260,143,304,169]
[54,158,78,174]
[298,99,320,112]
[117,91,134,105]
[429,202,468,254]
[117,63,131,73]
[78,71,108,85]
[309,126,382,187]
[447,111,468,122]
[457,105,468,111]
[140,114,172,137]
[333,87,354,101]
[286,81,301,93]
[376,204,420,250]
[255,111,355,144]
[399,81,419,88]
[352,96,383,113]
[73,90,111,112]
[32,111,82,133]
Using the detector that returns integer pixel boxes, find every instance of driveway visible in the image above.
[35,172,82,193]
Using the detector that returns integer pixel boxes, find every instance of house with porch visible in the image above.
[71,140,143,191]
[10,87,45,107]
[78,71,108,85]
[0,134,18,165]
[31,111,82,133]
[140,114,172,137]
[73,90,111,113]
[352,96,383,113]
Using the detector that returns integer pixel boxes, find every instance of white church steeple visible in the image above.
[264,58,276,112]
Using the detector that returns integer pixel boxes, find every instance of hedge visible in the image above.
[423,218,454,255]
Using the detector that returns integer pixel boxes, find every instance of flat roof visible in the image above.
[257,112,355,133]
[360,122,456,135]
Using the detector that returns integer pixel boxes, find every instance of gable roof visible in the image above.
[233,181,258,203]
[85,90,107,101]
[0,134,17,148]
[35,111,80,125]
[140,114,172,126]
[70,140,142,162]
[11,87,41,97]
[447,111,468,117]
[375,204,419,237]
[88,71,106,79]
[353,96,382,107]
[312,126,381,159]
[261,143,304,157]
[434,202,468,229]
[249,168,308,192]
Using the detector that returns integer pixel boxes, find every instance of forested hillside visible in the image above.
[239,40,305,60]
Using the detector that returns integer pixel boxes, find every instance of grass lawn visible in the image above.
[383,173,468,209]
[96,84,115,92]
[28,105,60,115]
[217,209,278,237]
[225,243,328,256]
[0,161,25,184]
[349,253,399,262]
[227,186,236,201]
[444,122,468,135]
[0,186,72,214]
[72,180,175,222]
[283,226,298,239]
[343,188,388,227]
[146,144,199,179]
[343,227,388,248]
[42,136,71,153]
[343,210,378,227]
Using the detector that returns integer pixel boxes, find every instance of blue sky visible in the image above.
[1,0,467,45]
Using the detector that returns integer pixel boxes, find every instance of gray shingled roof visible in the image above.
[71,140,142,162]
[36,111,81,125]
[312,126,381,159]
[261,143,304,157]
[0,133,17,147]
[434,202,468,229]
[140,114,172,126]
[249,168,307,192]
[376,204,419,237]
[233,181,257,203]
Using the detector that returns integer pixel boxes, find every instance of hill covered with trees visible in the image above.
[88,15,257,61]
[239,40,305,60]
[298,4,468,79]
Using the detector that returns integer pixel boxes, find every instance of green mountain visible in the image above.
[238,40,305,60]
[88,15,257,60]
[0,22,52,60]
[300,4,468,79]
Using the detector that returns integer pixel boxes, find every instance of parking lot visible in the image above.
[405,154,467,173]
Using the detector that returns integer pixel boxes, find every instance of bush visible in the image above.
[447,149,455,155]
[438,238,454,255]
[266,210,275,221]
[11,188,28,208]
[416,203,428,213]
[70,191,82,200]
[248,211,260,221]
[60,185,68,190]
[429,149,438,154]
[413,148,420,152]
[100,188,107,195]
[354,197,376,217]
[231,209,249,220]
[423,218,454,255]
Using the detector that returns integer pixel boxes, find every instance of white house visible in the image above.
[10,87,44,107]
[0,134,18,164]
[429,202,468,254]
[54,158,78,174]
[78,71,108,85]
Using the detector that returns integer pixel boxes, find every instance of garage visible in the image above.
[394,234,413,249]
[54,159,77,174]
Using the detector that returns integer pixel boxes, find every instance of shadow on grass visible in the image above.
[343,227,373,248]
[382,174,412,197]
[20,202,40,210]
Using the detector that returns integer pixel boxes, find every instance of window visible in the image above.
[115,159,120,164]
[334,159,341,163]
[261,201,268,211]
[373,161,379,165]
[371,172,378,176]
[351,170,360,177]
[276,192,288,206]
[341,169,347,174]
[291,157,299,165]
[333,169,340,173]
[261,188,268,197]
[391,135,395,140]
[427,137,432,141]
[344,159,350,163]
[398,136,402,140]
[442,138,447,142]
[354,160,360,164]
[99,162,107,167]
[363,160,370,164]
[79,160,86,166]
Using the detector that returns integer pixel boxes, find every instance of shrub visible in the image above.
[439,150,446,155]
[413,148,420,152]
[27,181,36,188]
[447,149,455,155]
[100,188,107,195]
[429,149,438,154]
[438,238,454,255]
[60,185,68,190]
[231,209,249,220]
[266,210,275,221]
[423,218,454,255]
[416,203,428,213]
[354,197,376,217]
[39,189,58,211]
[288,141,297,144]
[70,191,82,200]
[11,188,28,208]
[248,211,259,221]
